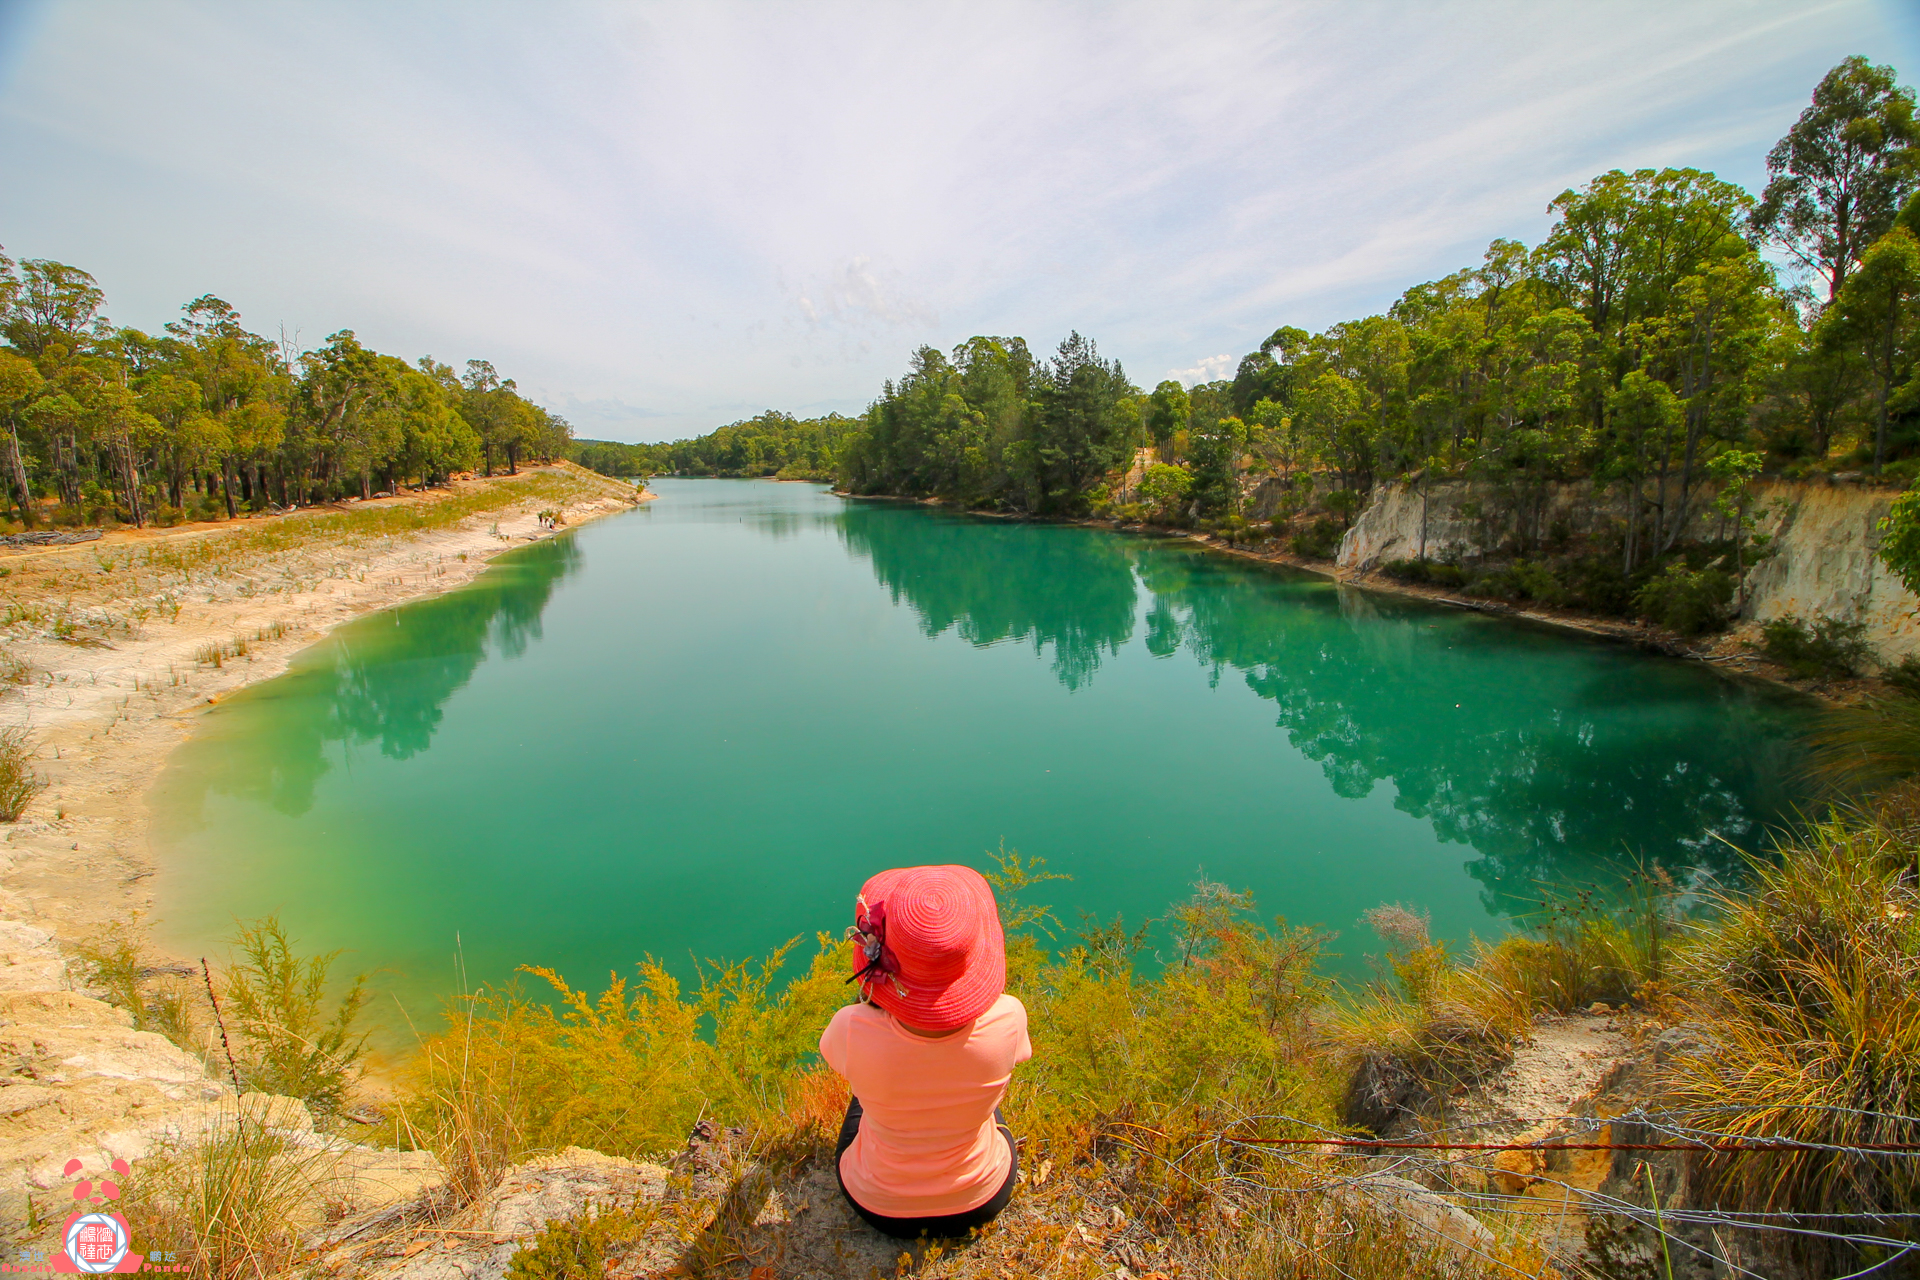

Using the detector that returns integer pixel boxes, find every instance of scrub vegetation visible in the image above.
[72,821,1920,1277]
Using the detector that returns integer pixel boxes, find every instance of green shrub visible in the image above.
[1467,559,1569,606]
[1761,614,1872,679]
[1632,560,1734,635]
[220,917,369,1117]
[1138,462,1193,518]
[1379,558,1466,588]
[1560,554,1634,615]
[1214,513,1253,544]
[1884,653,1920,698]
[505,1205,652,1280]
[1292,518,1342,559]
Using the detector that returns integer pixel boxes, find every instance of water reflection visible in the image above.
[837,501,1810,905]
[165,536,582,822]
[838,504,1137,690]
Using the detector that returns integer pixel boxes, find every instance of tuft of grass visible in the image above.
[1662,816,1920,1275]
[1810,696,1920,797]
[71,922,201,1049]
[120,1110,327,1280]
[0,725,45,821]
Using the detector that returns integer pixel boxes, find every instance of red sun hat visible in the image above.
[846,865,1006,1032]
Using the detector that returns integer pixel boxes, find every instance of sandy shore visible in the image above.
[0,463,650,974]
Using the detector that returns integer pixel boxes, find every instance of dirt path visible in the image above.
[0,463,648,974]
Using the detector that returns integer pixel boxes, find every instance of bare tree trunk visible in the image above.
[1418,471,1430,562]
[119,439,143,527]
[220,459,238,519]
[7,422,36,529]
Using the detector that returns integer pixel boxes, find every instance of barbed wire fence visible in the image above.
[1107,1106,1920,1279]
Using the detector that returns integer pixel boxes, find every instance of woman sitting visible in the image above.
[818,864,1031,1240]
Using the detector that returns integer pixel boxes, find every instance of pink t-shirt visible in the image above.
[818,993,1032,1217]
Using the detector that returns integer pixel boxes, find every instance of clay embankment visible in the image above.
[0,462,646,1221]
[1332,476,1920,666]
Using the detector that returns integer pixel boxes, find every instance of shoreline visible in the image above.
[837,489,1852,704]
[0,463,651,986]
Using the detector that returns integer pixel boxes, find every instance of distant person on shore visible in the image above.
[819,864,1031,1240]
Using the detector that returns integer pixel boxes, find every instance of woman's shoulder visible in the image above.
[829,999,889,1028]
[981,992,1028,1027]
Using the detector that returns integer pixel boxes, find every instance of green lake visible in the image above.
[150,478,1816,1027]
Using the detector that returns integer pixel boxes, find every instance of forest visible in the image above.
[817,58,1920,599]
[575,410,858,481]
[0,266,573,528]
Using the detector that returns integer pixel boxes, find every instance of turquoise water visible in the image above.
[150,479,1814,1024]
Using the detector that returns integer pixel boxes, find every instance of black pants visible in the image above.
[833,1096,1018,1239]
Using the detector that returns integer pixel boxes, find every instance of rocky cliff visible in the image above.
[1336,477,1920,668]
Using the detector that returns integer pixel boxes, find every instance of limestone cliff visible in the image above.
[1334,477,1920,668]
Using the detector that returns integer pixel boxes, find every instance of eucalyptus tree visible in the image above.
[0,350,43,525]
[1146,379,1189,453]
[1,258,106,359]
[1819,225,1920,472]
[1753,56,1919,304]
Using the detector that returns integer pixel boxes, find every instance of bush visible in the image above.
[1632,560,1735,635]
[1466,559,1569,606]
[1560,554,1634,615]
[505,1205,653,1280]
[1885,653,1920,698]
[1760,614,1872,679]
[1380,558,1466,588]
[1292,518,1342,559]
[220,917,369,1117]
[1137,462,1193,518]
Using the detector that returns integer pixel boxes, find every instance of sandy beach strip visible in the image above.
[0,462,650,976]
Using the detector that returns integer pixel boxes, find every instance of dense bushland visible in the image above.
[0,264,575,530]
[568,411,860,482]
[815,58,1920,558]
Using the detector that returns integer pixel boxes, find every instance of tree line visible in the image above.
[573,410,860,482]
[0,262,573,528]
[811,56,1919,584]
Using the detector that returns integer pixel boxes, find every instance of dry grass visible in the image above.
[0,467,619,644]
[0,724,45,820]
[1663,816,1920,1274]
[120,1110,328,1280]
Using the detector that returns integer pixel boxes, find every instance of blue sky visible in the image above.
[2,1,1916,443]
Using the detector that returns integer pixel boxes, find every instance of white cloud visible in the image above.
[0,0,1913,440]
[1166,355,1236,388]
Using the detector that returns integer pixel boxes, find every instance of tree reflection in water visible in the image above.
[839,502,1811,910]
[163,536,582,823]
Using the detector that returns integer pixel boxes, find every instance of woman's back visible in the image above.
[821,993,1030,1216]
